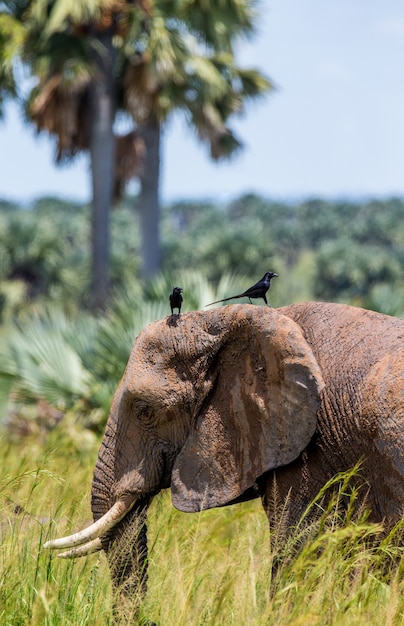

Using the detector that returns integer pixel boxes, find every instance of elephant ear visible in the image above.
[171,307,325,512]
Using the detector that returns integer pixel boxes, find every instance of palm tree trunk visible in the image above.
[137,115,161,280]
[89,29,116,310]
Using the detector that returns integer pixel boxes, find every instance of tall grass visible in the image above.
[0,430,112,625]
[1,430,403,626]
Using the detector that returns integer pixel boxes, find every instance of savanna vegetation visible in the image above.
[1,193,404,625]
[2,428,404,625]
[3,3,403,624]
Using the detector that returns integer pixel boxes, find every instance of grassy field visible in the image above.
[1,425,404,626]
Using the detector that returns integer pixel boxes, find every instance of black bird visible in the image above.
[169,286,183,315]
[206,271,278,307]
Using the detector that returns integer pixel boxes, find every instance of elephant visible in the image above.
[45,301,404,613]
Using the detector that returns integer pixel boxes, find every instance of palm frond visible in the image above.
[0,11,25,111]
[235,67,274,98]
[29,0,117,34]
[27,65,91,159]
[0,319,91,408]
[0,11,25,64]
[114,130,145,199]
[178,0,257,51]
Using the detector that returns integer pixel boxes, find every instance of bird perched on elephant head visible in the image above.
[169,286,183,316]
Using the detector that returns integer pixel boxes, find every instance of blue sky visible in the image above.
[1,0,404,204]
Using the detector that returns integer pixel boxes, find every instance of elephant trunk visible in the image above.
[90,434,152,598]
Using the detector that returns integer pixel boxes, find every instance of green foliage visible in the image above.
[364,283,404,318]
[0,305,112,428]
[163,194,404,313]
[0,308,92,407]
[162,197,279,284]
[1,435,403,625]
[0,8,25,116]
[0,193,403,429]
[0,198,89,308]
[0,198,138,316]
[0,270,237,429]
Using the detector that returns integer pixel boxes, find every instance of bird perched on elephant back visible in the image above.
[45,302,404,618]
[206,271,278,306]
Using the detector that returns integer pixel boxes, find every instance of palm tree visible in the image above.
[129,59,270,278]
[121,1,272,278]
[23,0,149,309]
[19,0,270,298]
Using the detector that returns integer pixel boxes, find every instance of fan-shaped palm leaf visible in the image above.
[0,319,91,408]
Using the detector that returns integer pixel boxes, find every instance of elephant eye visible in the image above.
[133,399,152,421]
[134,399,149,412]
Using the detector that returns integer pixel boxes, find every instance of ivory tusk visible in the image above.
[44,493,137,551]
[57,537,103,559]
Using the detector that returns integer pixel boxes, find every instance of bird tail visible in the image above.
[205,294,242,307]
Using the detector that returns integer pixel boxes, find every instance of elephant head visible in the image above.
[97,305,324,513]
[44,305,324,562]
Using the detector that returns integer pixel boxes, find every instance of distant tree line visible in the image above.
[1,194,403,319]
[0,192,403,430]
